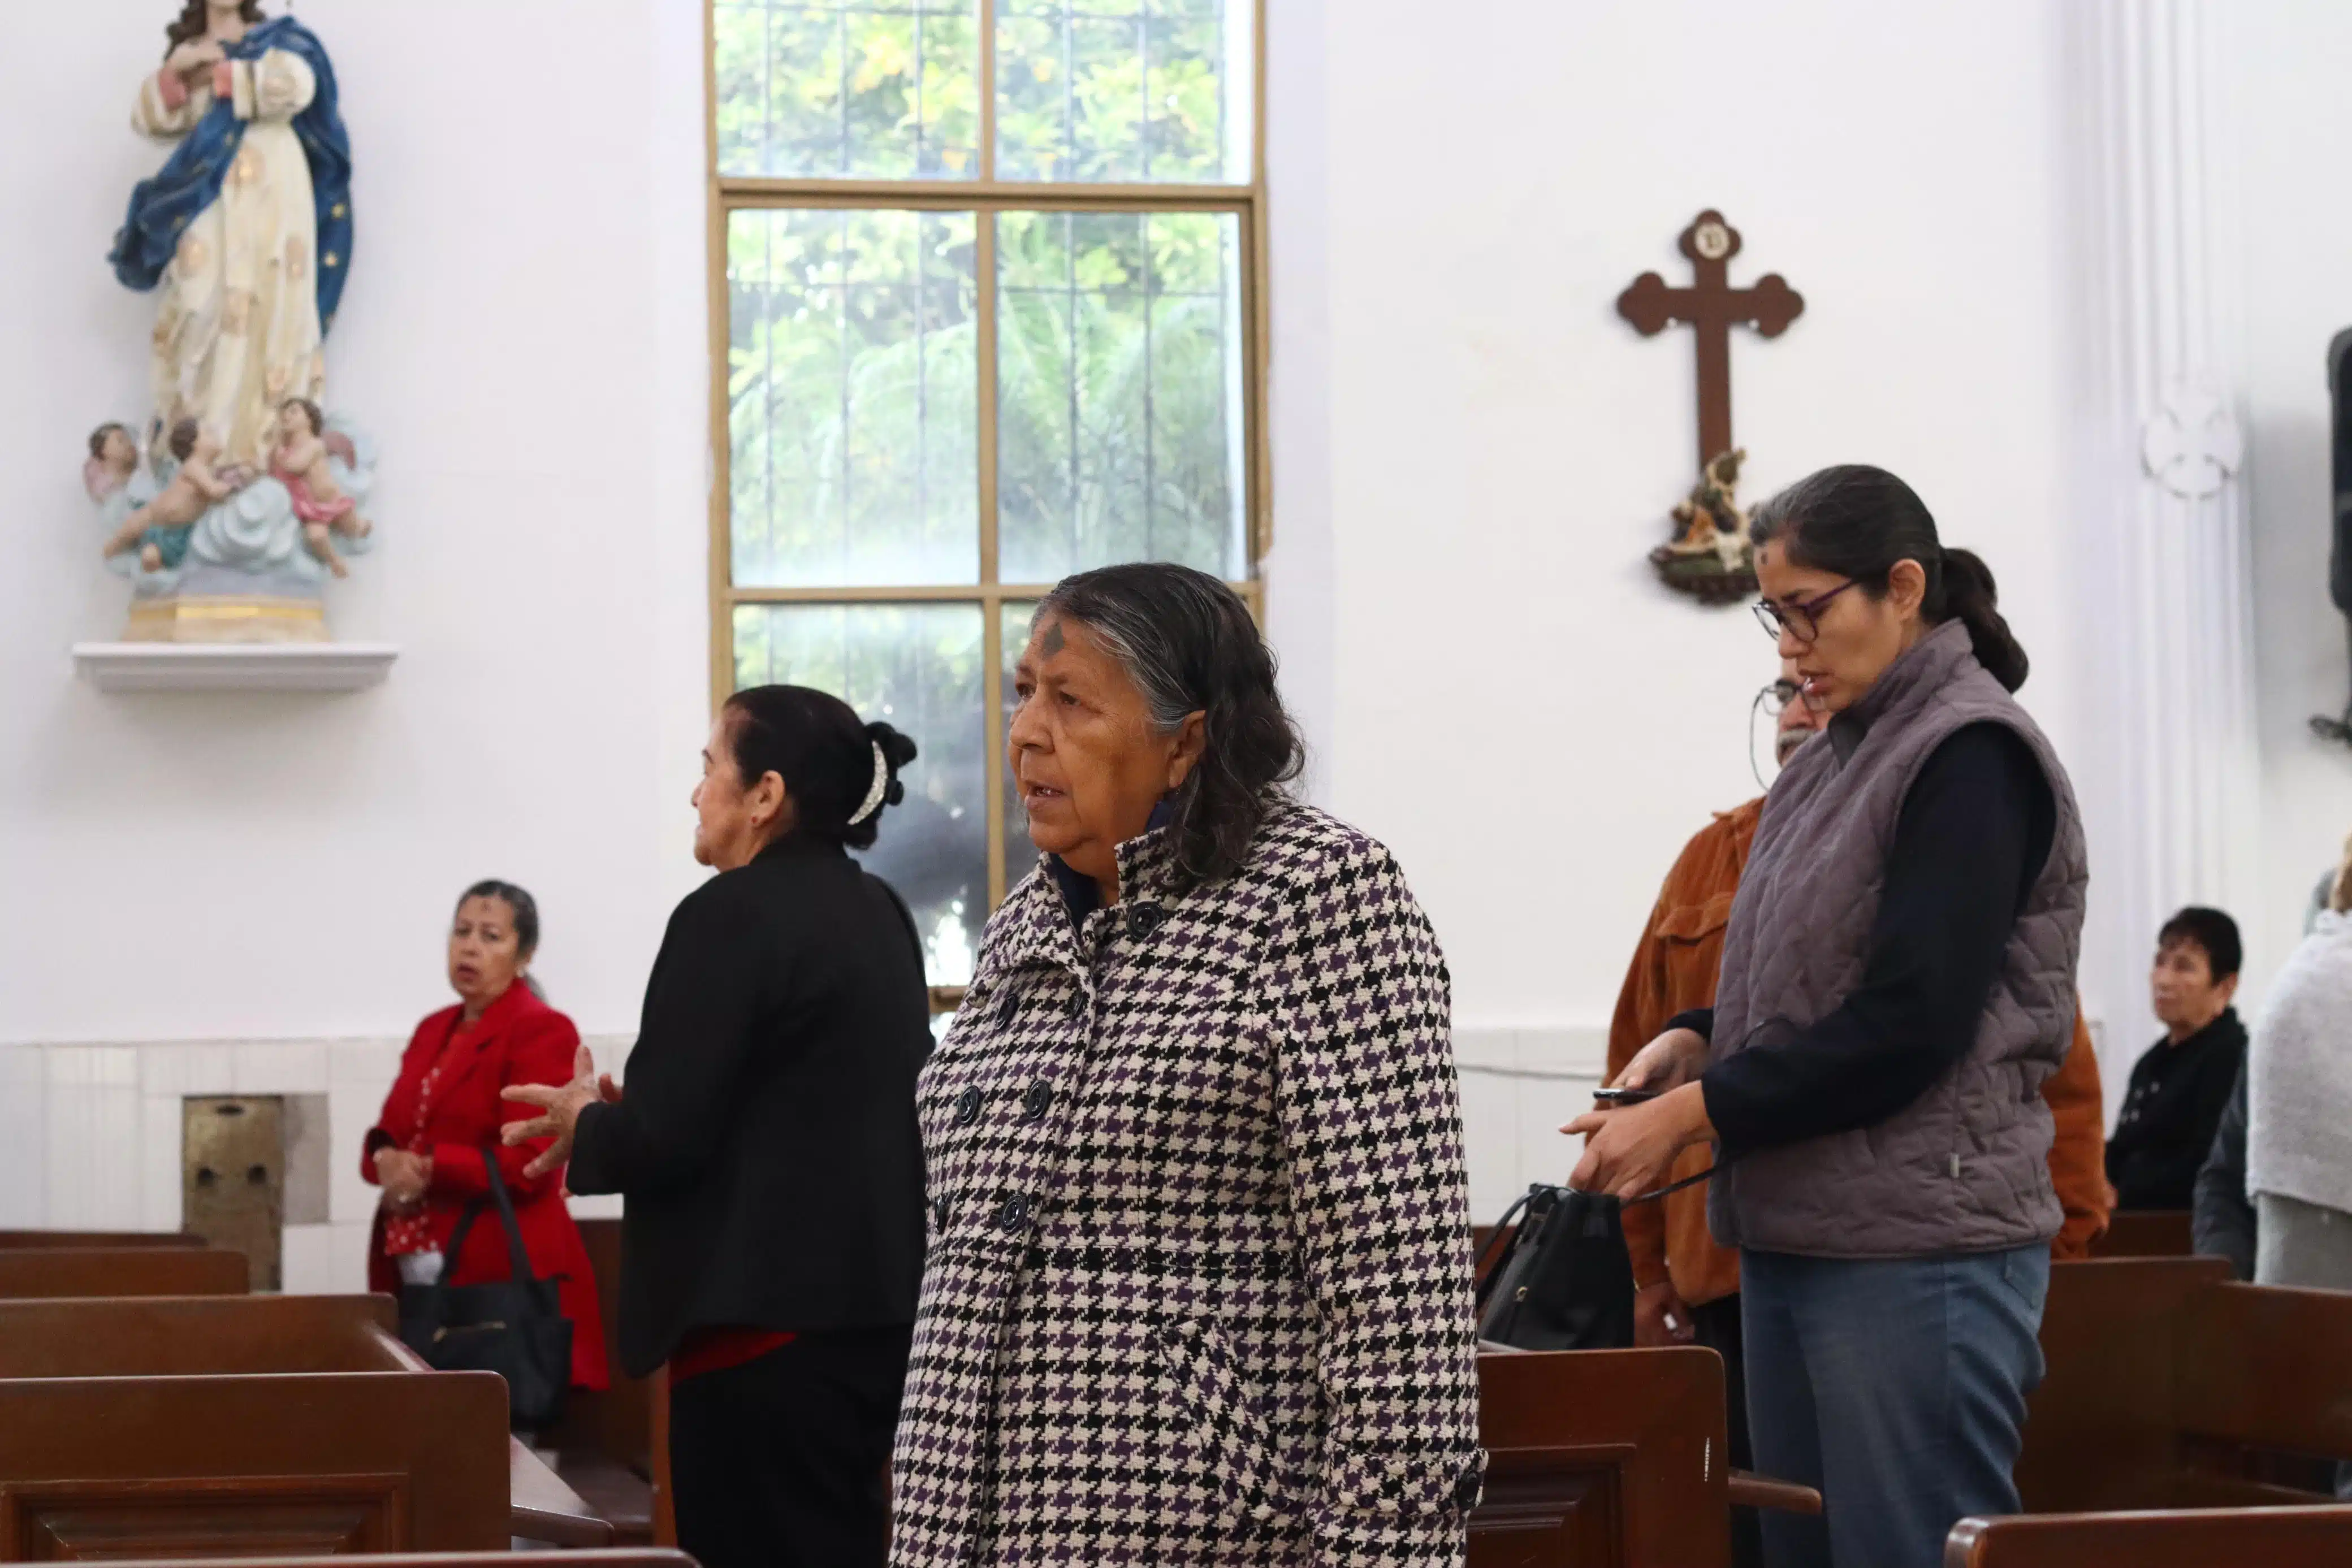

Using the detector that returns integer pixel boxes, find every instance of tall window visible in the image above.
[707,1,1266,993]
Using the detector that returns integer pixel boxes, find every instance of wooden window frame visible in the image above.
[703,0,1272,920]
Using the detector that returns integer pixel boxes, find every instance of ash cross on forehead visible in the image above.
[1617,210,1805,473]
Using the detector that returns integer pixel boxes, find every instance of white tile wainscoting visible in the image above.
[1453,1026,1610,1228]
[0,1027,1589,1287]
[0,1034,637,1295]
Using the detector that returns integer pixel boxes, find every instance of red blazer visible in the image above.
[364,983,609,1391]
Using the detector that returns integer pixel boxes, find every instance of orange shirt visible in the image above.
[1605,798,2114,1306]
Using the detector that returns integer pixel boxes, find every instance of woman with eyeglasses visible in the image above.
[1567,465,2086,1568]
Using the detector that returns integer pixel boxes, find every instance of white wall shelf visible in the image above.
[72,643,399,693]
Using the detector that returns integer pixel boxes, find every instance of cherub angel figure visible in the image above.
[103,417,236,571]
[269,397,369,579]
[85,423,140,504]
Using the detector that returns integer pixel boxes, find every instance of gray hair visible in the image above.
[1035,563,1304,887]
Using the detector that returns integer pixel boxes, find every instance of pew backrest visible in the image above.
[88,1552,691,1568]
[0,1248,245,1301]
[1475,1346,1730,1567]
[2174,1281,2352,1461]
[0,1296,400,1379]
[539,1219,650,1472]
[2016,1257,2232,1512]
[1946,1506,2352,1567]
[2087,1210,2194,1259]
[0,1293,611,1553]
[0,1371,511,1555]
[0,1232,201,1250]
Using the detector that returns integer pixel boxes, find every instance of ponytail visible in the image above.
[1935,548,2029,693]
[1752,465,2033,692]
[720,686,920,851]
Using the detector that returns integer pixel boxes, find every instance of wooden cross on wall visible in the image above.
[1617,210,1804,472]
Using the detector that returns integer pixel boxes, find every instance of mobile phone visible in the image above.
[1592,1086,1659,1106]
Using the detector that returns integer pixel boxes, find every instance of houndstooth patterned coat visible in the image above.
[889,799,1484,1567]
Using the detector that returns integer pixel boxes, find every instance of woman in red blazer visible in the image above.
[362,880,608,1396]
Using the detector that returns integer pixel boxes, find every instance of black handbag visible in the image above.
[1473,1166,1717,1351]
[397,1147,573,1430]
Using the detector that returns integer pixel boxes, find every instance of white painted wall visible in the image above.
[0,0,713,1052]
[1265,0,2085,1198]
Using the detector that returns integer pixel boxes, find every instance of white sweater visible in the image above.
[2247,911,2352,1216]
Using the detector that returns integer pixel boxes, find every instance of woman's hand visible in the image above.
[168,40,225,80]
[1560,1082,1715,1199]
[501,1044,603,1181]
[1613,1025,1708,1094]
[373,1147,431,1207]
[1633,1279,1696,1348]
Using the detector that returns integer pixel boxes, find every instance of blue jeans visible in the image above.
[1740,1244,2049,1568]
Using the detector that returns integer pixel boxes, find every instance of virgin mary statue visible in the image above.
[110,2,352,470]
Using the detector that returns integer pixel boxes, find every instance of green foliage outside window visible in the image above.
[711,1,1255,983]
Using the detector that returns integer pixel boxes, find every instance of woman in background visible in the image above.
[2247,833,2352,1292]
[364,881,608,1401]
[505,688,929,1568]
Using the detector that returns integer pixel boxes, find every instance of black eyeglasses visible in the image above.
[1753,579,1861,644]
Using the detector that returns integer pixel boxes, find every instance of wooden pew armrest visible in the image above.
[512,1436,617,1548]
[1729,1469,1822,1515]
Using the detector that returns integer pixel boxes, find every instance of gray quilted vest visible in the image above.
[1706,618,2087,1258]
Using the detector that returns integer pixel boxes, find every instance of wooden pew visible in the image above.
[91,1552,690,1568]
[0,1294,611,1553]
[651,1373,675,1547]
[1472,1346,1735,1566]
[0,1293,411,1378]
[2087,1209,2193,1259]
[2169,1280,2352,1505]
[2020,1257,2232,1511]
[538,1220,655,1544]
[0,1248,244,1300]
[0,1375,508,1553]
[1947,1506,2352,1567]
[0,1231,201,1249]
[2022,1257,2352,1511]
[511,1218,1802,1564]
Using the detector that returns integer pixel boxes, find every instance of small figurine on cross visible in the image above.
[1619,209,1804,602]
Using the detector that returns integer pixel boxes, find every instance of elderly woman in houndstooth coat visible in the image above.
[891,562,1485,1567]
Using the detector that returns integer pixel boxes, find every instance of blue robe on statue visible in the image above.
[109,16,354,331]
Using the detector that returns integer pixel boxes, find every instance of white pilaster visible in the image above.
[2064,0,2260,1095]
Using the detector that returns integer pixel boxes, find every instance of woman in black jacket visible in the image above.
[507,685,930,1568]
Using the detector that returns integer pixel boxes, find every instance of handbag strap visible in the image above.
[434,1142,540,1287]
[1623,1161,1723,1205]
[1471,1188,1540,1309]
